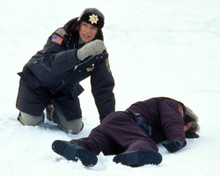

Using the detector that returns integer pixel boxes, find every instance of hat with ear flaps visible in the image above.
[63,8,105,42]
[184,106,200,134]
[78,8,105,29]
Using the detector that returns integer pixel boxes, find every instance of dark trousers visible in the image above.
[72,111,158,155]
[16,79,82,121]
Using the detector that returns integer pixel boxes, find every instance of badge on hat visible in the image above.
[89,14,99,24]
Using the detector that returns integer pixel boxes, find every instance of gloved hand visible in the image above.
[162,140,186,153]
[77,40,106,61]
[185,131,199,138]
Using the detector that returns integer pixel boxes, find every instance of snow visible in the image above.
[1,0,220,175]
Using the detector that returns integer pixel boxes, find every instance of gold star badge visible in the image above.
[89,14,99,24]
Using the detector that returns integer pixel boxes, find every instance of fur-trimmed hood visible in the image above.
[185,106,200,134]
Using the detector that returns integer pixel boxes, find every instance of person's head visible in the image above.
[78,8,105,43]
[184,106,200,133]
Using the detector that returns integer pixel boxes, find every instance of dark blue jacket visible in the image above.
[18,18,115,121]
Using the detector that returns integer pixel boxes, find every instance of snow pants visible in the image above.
[71,111,158,155]
[16,79,83,133]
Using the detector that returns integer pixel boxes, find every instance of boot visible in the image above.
[46,104,55,122]
[113,150,162,167]
[52,140,98,167]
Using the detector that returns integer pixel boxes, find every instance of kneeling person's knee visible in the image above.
[18,111,44,126]
[52,112,84,134]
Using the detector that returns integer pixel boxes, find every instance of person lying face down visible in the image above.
[52,97,200,167]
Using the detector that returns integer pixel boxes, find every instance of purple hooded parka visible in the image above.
[71,97,187,155]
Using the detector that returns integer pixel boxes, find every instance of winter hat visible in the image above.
[78,8,105,29]
[185,106,200,133]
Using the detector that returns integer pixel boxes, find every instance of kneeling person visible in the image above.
[16,8,115,134]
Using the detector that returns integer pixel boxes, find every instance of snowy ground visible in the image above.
[1,0,220,175]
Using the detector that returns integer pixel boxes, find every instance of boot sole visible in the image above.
[113,150,162,167]
[52,140,98,167]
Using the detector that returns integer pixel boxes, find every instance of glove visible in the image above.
[74,50,108,74]
[162,140,186,153]
[185,131,199,138]
[77,40,106,61]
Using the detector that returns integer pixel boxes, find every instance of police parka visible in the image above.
[17,18,115,121]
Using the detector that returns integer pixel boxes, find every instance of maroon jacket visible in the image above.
[72,97,187,155]
[126,97,186,144]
